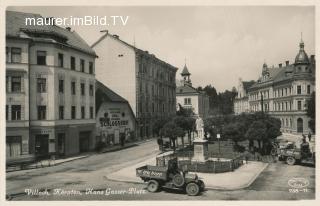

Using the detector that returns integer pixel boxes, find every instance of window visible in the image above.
[152,103,155,113]
[80,59,85,72]
[11,105,21,120]
[37,78,46,93]
[6,136,22,157]
[58,53,64,67]
[81,106,85,119]
[297,101,302,110]
[89,84,94,96]
[11,76,21,92]
[11,47,21,63]
[70,56,75,70]
[297,85,301,94]
[184,98,191,105]
[71,82,76,95]
[6,47,9,62]
[162,104,165,112]
[37,51,46,65]
[81,83,85,95]
[307,85,311,94]
[6,76,9,92]
[37,106,46,120]
[71,106,76,119]
[59,79,64,93]
[6,105,8,120]
[89,62,94,74]
[90,106,94,119]
[59,106,64,119]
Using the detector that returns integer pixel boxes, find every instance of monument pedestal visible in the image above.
[192,139,208,162]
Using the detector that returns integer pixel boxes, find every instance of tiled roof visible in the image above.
[176,84,200,94]
[242,81,255,90]
[96,81,128,103]
[6,10,96,56]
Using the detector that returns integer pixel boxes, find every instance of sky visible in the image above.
[8,6,315,92]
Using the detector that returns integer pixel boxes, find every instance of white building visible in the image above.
[176,64,210,118]
[92,32,177,138]
[6,11,97,160]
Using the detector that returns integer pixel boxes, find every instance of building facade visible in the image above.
[96,81,136,145]
[176,64,210,119]
[92,32,177,139]
[234,39,315,134]
[6,11,97,159]
[234,79,255,114]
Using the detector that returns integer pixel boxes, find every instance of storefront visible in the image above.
[96,81,136,146]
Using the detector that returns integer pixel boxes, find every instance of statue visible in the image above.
[195,116,204,140]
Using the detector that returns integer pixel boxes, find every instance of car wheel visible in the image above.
[286,156,296,165]
[147,180,159,193]
[186,182,200,196]
[172,173,185,187]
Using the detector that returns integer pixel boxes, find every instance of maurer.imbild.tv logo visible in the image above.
[288,178,309,188]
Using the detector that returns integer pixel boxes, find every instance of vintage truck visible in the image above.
[278,141,315,166]
[136,151,205,196]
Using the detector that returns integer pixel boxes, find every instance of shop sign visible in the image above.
[99,107,129,128]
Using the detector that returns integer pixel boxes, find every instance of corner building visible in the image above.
[6,11,97,159]
[238,39,315,134]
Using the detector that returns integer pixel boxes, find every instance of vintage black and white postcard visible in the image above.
[1,0,318,205]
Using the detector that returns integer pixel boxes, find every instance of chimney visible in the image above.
[113,34,119,39]
[66,27,71,31]
[285,60,289,66]
[279,63,282,68]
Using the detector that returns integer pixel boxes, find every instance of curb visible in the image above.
[106,162,269,191]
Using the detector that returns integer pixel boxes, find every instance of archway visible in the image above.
[297,118,303,133]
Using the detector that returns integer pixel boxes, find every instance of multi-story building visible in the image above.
[234,79,255,114]
[91,32,177,139]
[6,11,97,159]
[233,39,315,134]
[176,64,210,119]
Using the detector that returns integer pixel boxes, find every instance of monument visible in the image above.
[192,116,208,162]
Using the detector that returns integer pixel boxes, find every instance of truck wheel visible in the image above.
[286,156,296,165]
[186,182,200,196]
[172,173,185,187]
[147,180,159,193]
[198,180,205,191]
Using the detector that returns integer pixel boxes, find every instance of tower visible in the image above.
[181,63,192,86]
[294,36,310,75]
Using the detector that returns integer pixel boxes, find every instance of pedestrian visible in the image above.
[308,132,312,142]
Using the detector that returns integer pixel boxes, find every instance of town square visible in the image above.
[4,4,316,201]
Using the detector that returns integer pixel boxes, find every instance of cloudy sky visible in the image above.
[8,6,315,92]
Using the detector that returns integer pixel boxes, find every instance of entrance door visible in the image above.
[297,118,303,133]
[79,131,90,152]
[58,133,65,156]
[35,135,49,156]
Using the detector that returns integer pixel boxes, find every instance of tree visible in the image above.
[245,120,267,152]
[176,103,194,117]
[173,116,196,146]
[160,121,185,152]
[223,122,245,146]
[307,91,315,133]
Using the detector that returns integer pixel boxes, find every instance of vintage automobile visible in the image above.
[278,141,315,166]
[136,151,205,196]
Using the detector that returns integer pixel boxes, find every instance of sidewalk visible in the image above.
[107,157,268,190]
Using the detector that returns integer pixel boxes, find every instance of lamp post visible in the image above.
[217,133,221,160]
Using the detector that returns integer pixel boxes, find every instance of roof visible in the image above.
[6,10,96,56]
[242,81,255,91]
[176,84,201,95]
[91,32,178,71]
[181,64,191,75]
[96,81,128,103]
